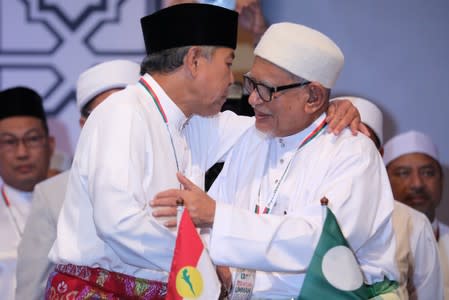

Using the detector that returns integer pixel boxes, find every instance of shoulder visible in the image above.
[33,171,69,204]
[88,84,145,123]
[312,128,379,161]
[35,172,69,193]
[394,201,432,231]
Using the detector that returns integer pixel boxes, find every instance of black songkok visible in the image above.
[0,87,47,124]
[140,3,238,54]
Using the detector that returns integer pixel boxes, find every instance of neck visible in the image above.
[151,72,195,118]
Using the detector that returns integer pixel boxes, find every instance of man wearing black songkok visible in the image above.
[0,86,54,300]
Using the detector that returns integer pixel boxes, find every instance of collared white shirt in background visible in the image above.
[0,183,32,300]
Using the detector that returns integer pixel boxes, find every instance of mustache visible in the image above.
[404,188,431,201]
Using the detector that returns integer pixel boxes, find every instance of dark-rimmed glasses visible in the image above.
[0,133,47,152]
[243,74,311,102]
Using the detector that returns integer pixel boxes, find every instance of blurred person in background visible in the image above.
[384,130,449,298]
[0,86,54,300]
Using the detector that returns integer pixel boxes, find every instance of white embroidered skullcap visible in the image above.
[254,22,344,88]
[76,60,140,111]
[332,96,384,145]
[383,130,439,166]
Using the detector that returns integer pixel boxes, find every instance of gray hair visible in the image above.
[140,46,216,75]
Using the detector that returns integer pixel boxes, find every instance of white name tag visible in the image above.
[229,268,256,300]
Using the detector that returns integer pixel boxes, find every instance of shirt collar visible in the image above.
[140,74,189,132]
[274,113,327,151]
[2,182,33,204]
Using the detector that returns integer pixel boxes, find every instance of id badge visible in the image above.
[229,268,256,300]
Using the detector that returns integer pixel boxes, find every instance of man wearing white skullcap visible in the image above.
[384,130,449,298]
[15,59,140,300]
[153,22,399,298]
[343,96,443,300]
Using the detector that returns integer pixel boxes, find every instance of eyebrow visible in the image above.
[0,127,43,137]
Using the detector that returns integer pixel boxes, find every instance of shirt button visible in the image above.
[274,179,279,184]
[280,158,284,164]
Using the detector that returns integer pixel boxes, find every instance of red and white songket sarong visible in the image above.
[45,264,167,300]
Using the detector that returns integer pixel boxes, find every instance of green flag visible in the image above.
[298,207,398,300]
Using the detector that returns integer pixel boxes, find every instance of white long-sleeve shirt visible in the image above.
[0,183,32,300]
[392,201,443,300]
[48,74,253,282]
[208,114,399,299]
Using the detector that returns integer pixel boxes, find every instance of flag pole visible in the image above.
[320,197,329,224]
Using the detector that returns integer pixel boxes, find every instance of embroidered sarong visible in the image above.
[45,264,167,300]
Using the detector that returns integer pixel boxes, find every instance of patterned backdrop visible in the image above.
[0,0,160,158]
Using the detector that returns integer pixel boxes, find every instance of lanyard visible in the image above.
[1,185,23,237]
[139,78,181,173]
[255,118,327,215]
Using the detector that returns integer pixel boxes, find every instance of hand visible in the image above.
[236,0,267,42]
[217,265,232,298]
[326,99,370,136]
[150,195,178,228]
[152,173,216,228]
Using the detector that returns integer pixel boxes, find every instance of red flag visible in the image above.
[166,209,221,300]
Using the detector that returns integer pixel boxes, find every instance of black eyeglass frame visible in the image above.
[243,75,311,102]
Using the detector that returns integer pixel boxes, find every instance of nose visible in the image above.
[248,89,263,107]
[229,71,234,86]
[410,170,424,189]
[15,139,30,158]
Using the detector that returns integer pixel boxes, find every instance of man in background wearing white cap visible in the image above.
[153,22,399,298]
[384,130,449,298]
[340,96,443,299]
[15,59,140,300]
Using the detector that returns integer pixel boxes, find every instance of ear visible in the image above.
[47,135,56,156]
[184,46,203,78]
[79,117,86,128]
[304,83,326,114]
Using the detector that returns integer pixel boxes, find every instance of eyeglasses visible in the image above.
[243,74,311,102]
[0,133,47,152]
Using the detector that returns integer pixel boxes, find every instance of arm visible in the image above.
[154,137,395,278]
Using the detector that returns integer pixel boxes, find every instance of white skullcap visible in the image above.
[383,130,439,166]
[254,22,344,89]
[332,96,384,145]
[76,60,140,111]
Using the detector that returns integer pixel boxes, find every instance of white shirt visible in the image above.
[16,171,69,300]
[435,220,449,299]
[208,114,399,299]
[392,201,443,300]
[0,183,33,300]
[48,74,253,282]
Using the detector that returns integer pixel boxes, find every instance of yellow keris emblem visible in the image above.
[176,266,204,298]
